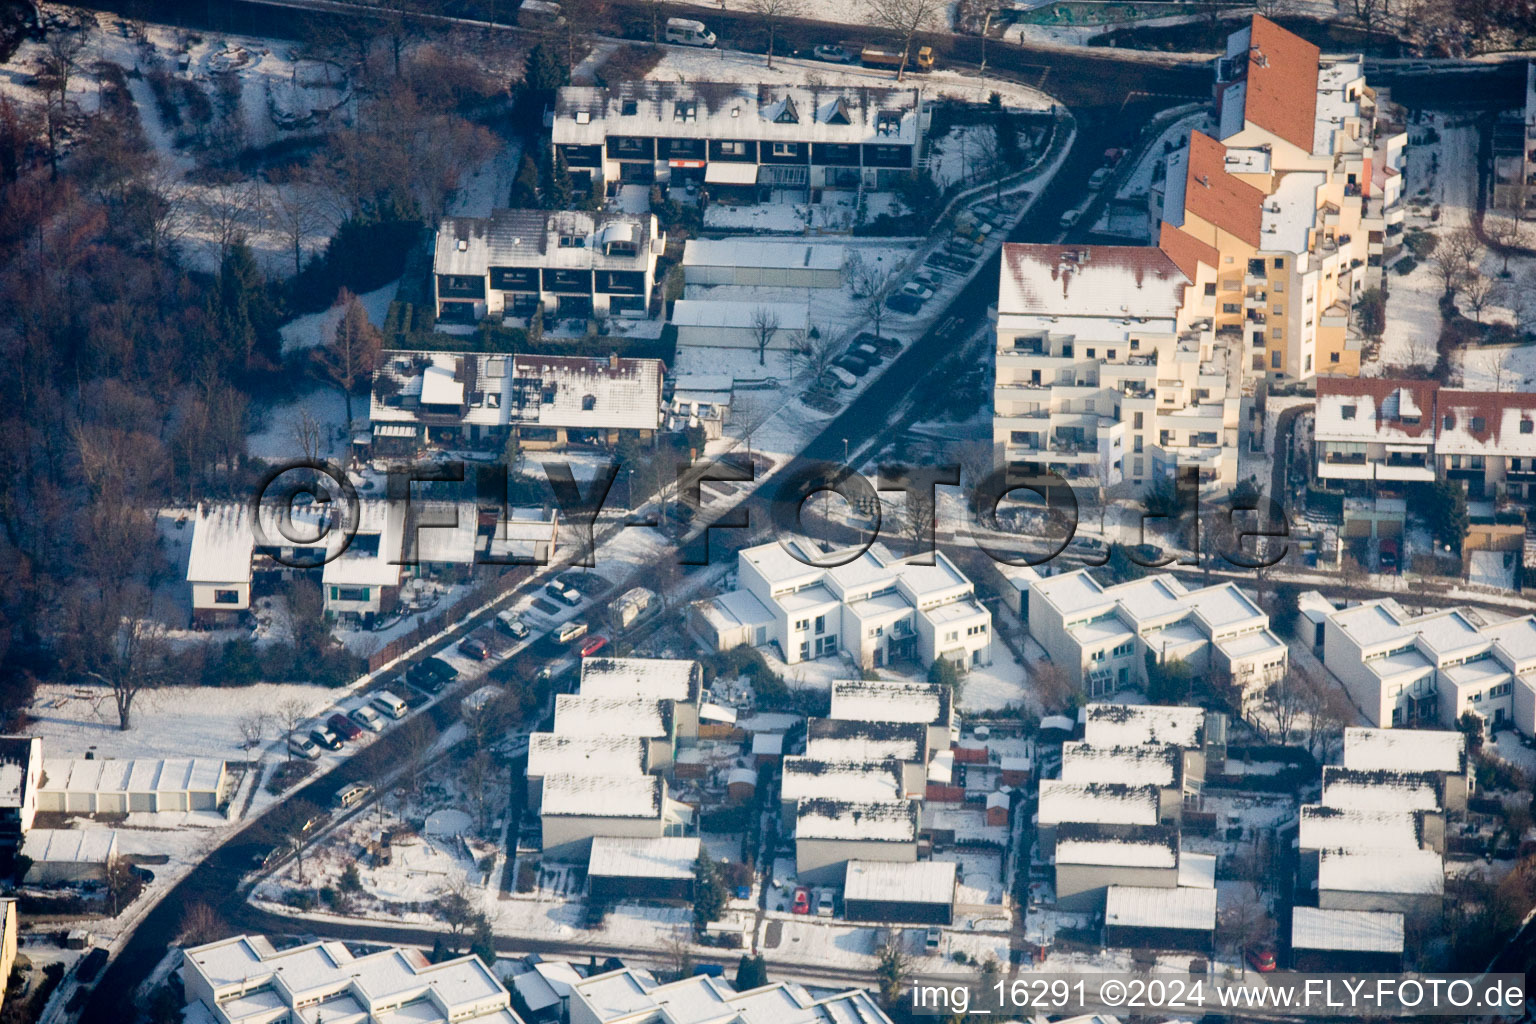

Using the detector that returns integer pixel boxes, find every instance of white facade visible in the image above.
[567,967,894,1024]
[1028,569,1285,701]
[707,541,992,670]
[1320,597,1533,730]
[22,829,118,884]
[37,757,227,815]
[0,737,42,842]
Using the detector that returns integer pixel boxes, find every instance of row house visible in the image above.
[1027,568,1286,704]
[693,541,992,670]
[552,82,923,196]
[432,208,664,324]
[1315,378,1536,502]
[1490,63,1536,216]
[1159,15,1407,383]
[1319,593,1536,733]
[371,350,664,452]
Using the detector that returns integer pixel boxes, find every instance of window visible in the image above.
[1133,437,1143,453]
[1204,283,1217,297]
[1222,303,1241,314]
[1248,258,1266,275]
[719,141,746,156]
[674,101,696,121]
[771,142,798,157]
[1133,412,1144,429]
[1341,404,1357,420]
[1271,326,1282,340]
[1330,352,1340,363]
[1273,279,1283,292]
[945,631,959,643]
[1471,416,1486,433]
[213,589,240,605]
[621,100,638,115]
[581,394,596,411]
[1086,348,1096,359]
[814,615,825,634]
[1443,415,1454,430]
[1523,420,1534,435]
[1107,349,1116,360]
[967,624,987,636]
[799,641,810,659]
[1273,257,1285,269]
[794,618,809,631]
[1272,351,1282,369]
[869,625,883,637]
[772,96,799,123]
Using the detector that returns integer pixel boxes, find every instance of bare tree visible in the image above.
[795,329,840,383]
[861,267,898,341]
[178,902,227,945]
[1403,333,1437,372]
[269,798,324,884]
[269,175,322,277]
[237,713,270,756]
[1460,273,1503,324]
[1479,347,1515,390]
[749,306,781,367]
[276,698,308,760]
[748,0,805,68]
[35,26,86,177]
[1263,670,1306,745]
[1218,880,1273,976]
[1030,659,1076,713]
[315,290,382,426]
[198,179,263,260]
[291,406,324,464]
[1350,0,1387,38]
[865,0,944,81]
[1486,216,1526,275]
[1428,227,1480,297]
[81,591,167,732]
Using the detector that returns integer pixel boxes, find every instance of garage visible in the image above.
[843,860,956,925]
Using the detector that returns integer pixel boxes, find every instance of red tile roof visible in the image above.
[1183,132,1265,248]
[1157,222,1219,281]
[1244,16,1320,153]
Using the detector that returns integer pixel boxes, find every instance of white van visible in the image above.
[828,366,858,389]
[665,17,716,46]
[335,783,373,810]
[370,690,408,720]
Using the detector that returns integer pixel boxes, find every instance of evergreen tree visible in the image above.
[548,150,574,210]
[470,918,496,965]
[734,954,768,991]
[927,657,960,690]
[523,42,570,93]
[692,853,726,931]
[510,152,541,207]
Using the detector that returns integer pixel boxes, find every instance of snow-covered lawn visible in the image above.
[278,280,399,354]
[928,124,997,189]
[247,385,351,461]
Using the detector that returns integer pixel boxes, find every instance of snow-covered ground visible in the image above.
[278,280,399,355]
[247,385,352,461]
[928,123,997,189]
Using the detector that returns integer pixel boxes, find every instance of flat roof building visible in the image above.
[587,836,701,903]
[842,860,957,925]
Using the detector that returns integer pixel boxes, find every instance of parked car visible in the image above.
[553,620,590,645]
[925,927,942,951]
[925,252,975,273]
[1059,208,1083,230]
[459,636,490,660]
[1067,536,1108,558]
[900,281,934,301]
[1088,166,1112,190]
[850,342,882,364]
[424,656,459,681]
[834,355,869,377]
[885,292,923,315]
[407,662,444,693]
[371,690,408,719]
[816,889,835,917]
[546,581,582,606]
[327,713,363,741]
[349,705,385,733]
[1379,537,1399,573]
[664,16,715,46]
[792,888,811,914]
[813,43,853,63]
[308,726,342,751]
[496,611,530,639]
[288,734,320,760]
[946,237,982,258]
[1247,949,1277,973]
[1126,542,1165,565]
[580,635,609,657]
[335,783,373,810]
[827,366,858,389]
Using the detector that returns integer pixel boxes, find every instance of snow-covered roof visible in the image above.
[182,935,515,1024]
[553,695,671,739]
[829,679,950,729]
[40,757,226,796]
[1299,804,1422,853]
[569,966,896,1024]
[22,828,117,864]
[540,773,662,819]
[671,299,810,332]
[372,350,663,433]
[1291,906,1405,954]
[844,860,955,906]
[1341,727,1466,776]
[998,244,1187,321]
[579,658,701,705]
[1317,848,1444,896]
[403,501,479,565]
[554,82,922,148]
[434,208,659,278]
[527,733,647,779]
[682,239,844,272]
[187,503,256,584]
[1321,766,1442,813]
[587,836,700,879]
[794,798,918,843]
[321,499,408,589]
[1061,742,1179,788]
[1105,884,1216,931]
[780,758,904,805]
[0,737,38,810]
[805,719,925,764]
[1083,704,1204,749]
[1055,823,1178,868]
[1037,780,1161,828]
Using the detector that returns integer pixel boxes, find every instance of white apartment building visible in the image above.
[1490,63,1536,215]
[992,243,1239,494]
[1027,569,1286,701]
[695,541,991,670]
[1315,378,1536,501]
[552,82,923,195]
[181,935,520,1024]
[433,208,664,324]
[1319,596,1536,732]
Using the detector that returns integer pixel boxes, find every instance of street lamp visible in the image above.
[628,469,635,510]
[843,438,850,465]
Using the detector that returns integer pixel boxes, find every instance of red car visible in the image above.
[327,713,364,741]
[1247,949,1277,973]
[580,635,608,658]
[791,888,810,914]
